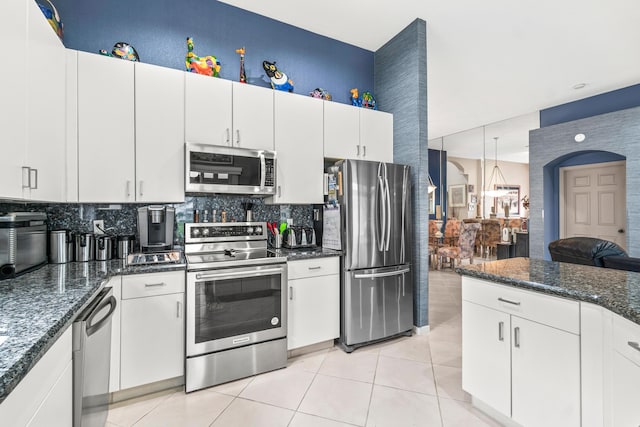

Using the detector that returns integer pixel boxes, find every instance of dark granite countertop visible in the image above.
[0,258,186,404]
[269,247,342,261]
[456,258,640,325]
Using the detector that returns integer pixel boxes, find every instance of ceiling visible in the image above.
[219,0,640,163]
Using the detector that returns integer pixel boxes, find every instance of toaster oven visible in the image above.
[0,212,47,279]
[185,143,276,196]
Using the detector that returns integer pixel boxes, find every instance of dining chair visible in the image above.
[438,222,481,270]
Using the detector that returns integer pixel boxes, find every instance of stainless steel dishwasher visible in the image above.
[73,286,117,427]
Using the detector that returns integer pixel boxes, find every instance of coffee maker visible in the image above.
[137,206,175,252]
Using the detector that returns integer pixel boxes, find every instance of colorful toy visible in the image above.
[262,61,294,92]
[309,88,331,101]
[350,88,377,109]
[37,0,63,39]
[361,91,377,109]
[186,37,220,77]
[236,47,247,83]
[350,88,361,107]
[99,42,140,62]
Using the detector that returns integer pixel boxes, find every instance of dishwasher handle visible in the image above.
[86,296,117,337]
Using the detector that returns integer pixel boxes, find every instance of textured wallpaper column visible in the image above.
[374,19,429,327]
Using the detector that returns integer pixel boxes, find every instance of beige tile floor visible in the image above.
[107,266,502,427]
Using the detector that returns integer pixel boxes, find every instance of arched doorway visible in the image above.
[543,150,627,255]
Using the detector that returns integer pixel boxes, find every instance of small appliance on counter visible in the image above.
[75,233,95,262]
[95,235,114,261]
[137,206,175,252]
[0,212,47,279]
[282,226,316,249]
[49,229,74,264]
[116,235,135,259]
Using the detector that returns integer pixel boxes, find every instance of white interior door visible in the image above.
[561,161,626,248]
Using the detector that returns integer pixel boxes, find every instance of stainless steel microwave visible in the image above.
[185,143,276,195]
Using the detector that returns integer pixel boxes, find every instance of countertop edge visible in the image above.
[456,265,640,325]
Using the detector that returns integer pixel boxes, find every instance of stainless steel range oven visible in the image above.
[184,222,287,392]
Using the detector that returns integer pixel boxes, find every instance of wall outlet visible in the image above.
[93,220,105,234]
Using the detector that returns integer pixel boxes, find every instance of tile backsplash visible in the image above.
[0,195,313,246]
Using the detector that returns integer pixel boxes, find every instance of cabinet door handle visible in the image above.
[289,286,293,300]
[145,282,166,287]
[236,129,240,145]
[126,180,131,198]
[363,145,366,157]
[629,341,640,352]
[498,321,504,341]
[22,166,31,189]
[308,266,322,270]
[277,185,281,198]
[514,326,520,348]
[177,301,181,318]
[30,168,38,189]
[356,145,360,156]
[139,180,144,197]
[226,128,230,144]
[498,297,521,306]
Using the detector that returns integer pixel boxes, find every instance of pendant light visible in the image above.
[483,137,510,197]
[427,174,437,193]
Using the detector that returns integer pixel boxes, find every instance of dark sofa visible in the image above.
[548,237,640,272]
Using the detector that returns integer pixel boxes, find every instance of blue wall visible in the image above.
[428,149,447,220]
[540,84,640,127]
[53,0,374,105]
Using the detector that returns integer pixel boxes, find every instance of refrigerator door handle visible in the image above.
[376,166,386,252]
[384,175,391,251]
[400,166,408,263]
[354,268,411,279]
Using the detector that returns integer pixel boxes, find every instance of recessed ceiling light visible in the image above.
[573,83,587,90]
[574,133,586,142]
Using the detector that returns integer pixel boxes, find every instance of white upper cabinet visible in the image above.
[184,73,233,147]
[0,0,65,201]
[231,82,274,150]
[359,108,393,163]
[184,74,274,150]
[135,62,185,202]
[323,102,393,163]
[271,92,324,204]
[0,0,28,200]
[77,52,135,203]
[25,0,66,202]
[323,101,360,159]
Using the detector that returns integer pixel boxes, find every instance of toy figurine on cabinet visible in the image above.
[309,88,331,100]
[99,42,140,61]
[361,91,377,109]
[236,47,247,83]
[37,0,63,39]
[186,37,220,77]
[350,88,362,107]
[262,60,294,92]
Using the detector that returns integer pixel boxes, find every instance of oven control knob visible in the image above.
[192,228,200,237]
[254,226,262,235]
[247,227,254,234]
[202,228,210,236]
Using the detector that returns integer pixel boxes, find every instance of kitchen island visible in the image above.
[456,258,640,427]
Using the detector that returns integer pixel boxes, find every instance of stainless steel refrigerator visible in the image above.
[334,159,413,352]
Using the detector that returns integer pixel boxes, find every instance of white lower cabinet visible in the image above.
[461,277,580,426]
[0,327,72,427]
[287,257,340,350]
[610,313,640,426]
[116,271,185,391]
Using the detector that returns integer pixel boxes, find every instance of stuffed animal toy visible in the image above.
[262,60,294,92]
[186,37,220,77]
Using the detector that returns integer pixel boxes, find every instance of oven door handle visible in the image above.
[195,267,284,281]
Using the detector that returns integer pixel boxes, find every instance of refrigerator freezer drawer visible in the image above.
[342,265,413,347]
